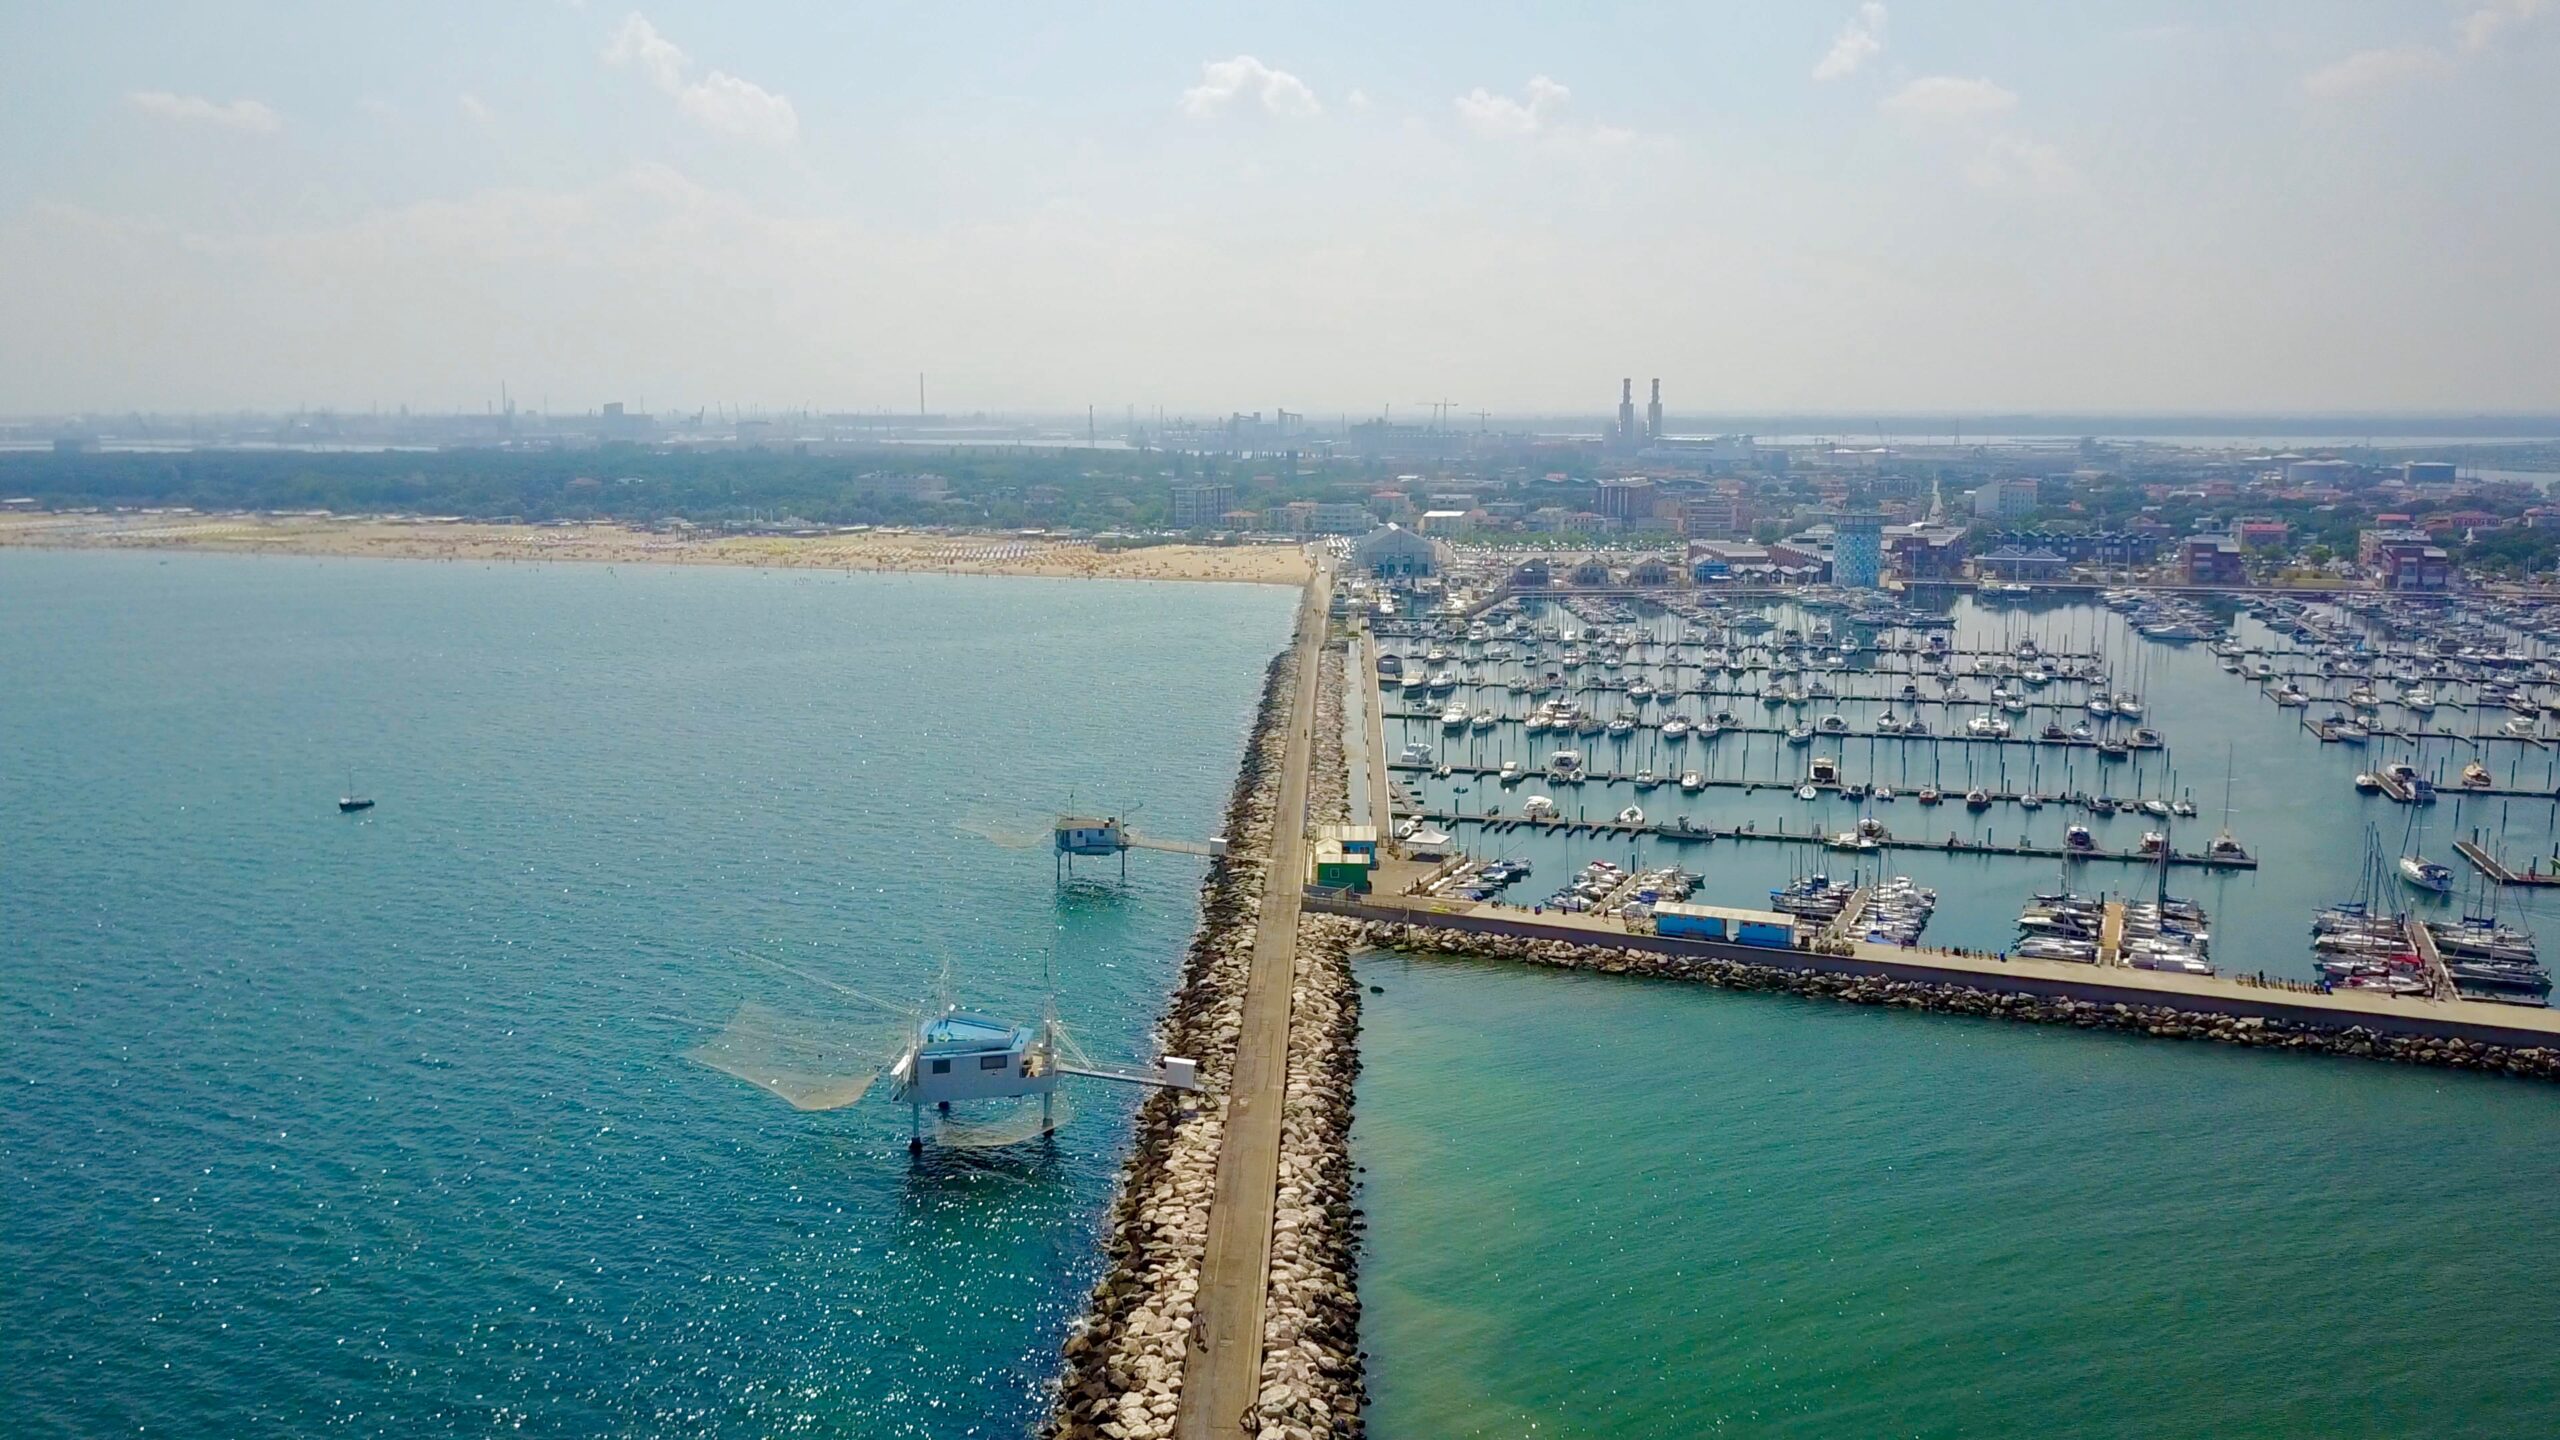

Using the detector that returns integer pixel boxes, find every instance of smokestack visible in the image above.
[1647,379,1662,441]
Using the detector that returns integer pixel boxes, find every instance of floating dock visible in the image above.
[1393,760,2182,817]
[1406,809,2257,870]
[2452,837,2560,887]
[1383,708,2162,753]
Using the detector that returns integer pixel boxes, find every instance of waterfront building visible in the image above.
[1834,510,1883,589]
[1975,545,2069,581]
[1681,496,1748,539]
[2180,535,2247,586]
[2404,460,2459,487]
[1308,502,1373,534]
[1885,523,1969,579]
[1170,482,1236,530]
[1596,477,1657,523]
[2381,545,2454,591]
[1971,478,2039,521]
[2285,458,2357,487]
[2358,527,2437,566]
[1349,524,1447,579]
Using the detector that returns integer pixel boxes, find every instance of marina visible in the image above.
[1356,578,2560,1008]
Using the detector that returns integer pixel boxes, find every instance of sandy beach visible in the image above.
[0,512,1317,587]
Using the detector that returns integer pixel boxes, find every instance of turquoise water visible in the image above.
[1354,954,2560,1438]
[0,550,1295,1438]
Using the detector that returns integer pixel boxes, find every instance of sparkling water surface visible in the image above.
[0,549,1296,1438]
[1355,955,2560,1439]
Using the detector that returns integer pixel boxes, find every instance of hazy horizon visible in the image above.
[3,2,2555,415]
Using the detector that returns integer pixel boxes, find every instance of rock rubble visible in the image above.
[1353,926,2560,1081]
[1044,645,1301,1440]
[1252,647,1367,1440]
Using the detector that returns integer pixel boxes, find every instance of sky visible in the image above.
[1,1,2554,417]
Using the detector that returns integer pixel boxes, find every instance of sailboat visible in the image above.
[2207,745,2246,861]
[338,768,374,813]
[2396,792,2453,893]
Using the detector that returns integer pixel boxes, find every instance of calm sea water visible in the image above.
[1355,955,2560,1439]
[0,550,1295,1438]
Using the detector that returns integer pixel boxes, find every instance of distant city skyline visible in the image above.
[2,2,2555,414]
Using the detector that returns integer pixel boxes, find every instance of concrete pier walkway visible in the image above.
[1177,565,1329,1440]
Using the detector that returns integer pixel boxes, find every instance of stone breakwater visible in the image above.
[1355,926,2560,1082]
[1045,645,1298,1440]
[1253,649,1367,1440]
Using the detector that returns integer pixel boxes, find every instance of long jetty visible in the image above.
[1396,759,2188,815]
[1308,889,2560,1055]
[1382,707,2161,753]
[1407,808,2256,870]
[1178,566,1330,1439]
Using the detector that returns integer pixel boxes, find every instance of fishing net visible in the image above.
[684,1002,907,1111]
[951,814,1049,850]
[931,1090,1075,1149]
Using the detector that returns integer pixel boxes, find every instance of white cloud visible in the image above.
[1180,55,1321,119]
[2459,0,2550,51]
[458,93,494,127]
[603,13,798,144]
[1813,4,1889,82]
[1964,135,2082,195]
[2301,45,2452,99]
[125,90,281,134]
[2303,3,2544,99]
[1879,76,2018,121]
[1454,75,1573,139]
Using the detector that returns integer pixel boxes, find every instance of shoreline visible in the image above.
[0,514,1315,589]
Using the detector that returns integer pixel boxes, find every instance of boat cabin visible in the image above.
[1055,816,1128,857]
[891,1010,1057,1105]
[1808,756,1841,786]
